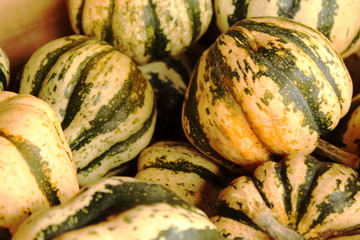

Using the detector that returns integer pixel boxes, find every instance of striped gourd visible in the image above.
[324,93,360,156]
[135,141,230,217]
[211,155,360,240]
[18,35,156,186]
[12,176,225,240]
[182,16,353,173]
[138,56,192,141]
[0,91,79,239]
[0,48,10,90]
[214,0,360,58]
[66,0,213,65]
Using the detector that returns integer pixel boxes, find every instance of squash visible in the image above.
[0,91,79,239]
[0,48,10,90]
[66,0,214,65]
[12,176,225,240]
[138,56,192,141]
[135,141,230,217]
[211,154,360,240]
[182,16,353,173]
[18,35,156,186]
[214,0,360,58]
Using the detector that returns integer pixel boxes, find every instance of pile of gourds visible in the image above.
[0,0,360,239]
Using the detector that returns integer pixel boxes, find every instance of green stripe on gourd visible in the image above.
[20,35,90,96]
[13,176,224,240]
[214,0,360,57]
[0,131,60,206]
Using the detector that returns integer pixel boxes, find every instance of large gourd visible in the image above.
[214,0,360,58]
[0,91,79,239]
[18,35,156,186]
[66,0,214,65]
[182,16,353,173]
[211,154,360,239]
[12,176,225,240]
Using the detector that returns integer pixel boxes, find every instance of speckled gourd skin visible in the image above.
[214,0,360,58]
[0,91,79,238]
[135,141,230,217]
[13,176,225,240]
[66,0,214,64]
[182,16,353,173]
[18,35,156,187]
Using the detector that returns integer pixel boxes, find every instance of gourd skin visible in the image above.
[182,16,353,173]
[12,176,225,240]
[214,0,360,58]
[66,0,213,64]
[211,155,360,240]
[18,35,156,186]
[0,91,79,238]
[135,141,229,217]
[0,48,10,90]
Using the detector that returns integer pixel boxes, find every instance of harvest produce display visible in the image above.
[0,0,359,239]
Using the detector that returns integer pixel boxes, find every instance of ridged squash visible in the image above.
[0,91,79,239]
[211,154,360,240]
[12,176,225,240]
[214,0,360,58]
[66,0,214,64]
[18,35,156,186]
[138,56,192,141]
[182,16,353,173]
[0,48,9,90]
[135,141,230,217]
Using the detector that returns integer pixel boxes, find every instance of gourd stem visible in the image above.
[314,138,360,170]
[252,204,304,240]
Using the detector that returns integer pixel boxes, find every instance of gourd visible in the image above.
[211,154,360,240]
[182,16,353,173]
[135,141,230,217]
[12,176,225,240]
[18,35,156,186]
[0,48,9,90]
[214,0,360,58]
[66,0,214,65]
[0,91,79,239]
[138,56,192,141]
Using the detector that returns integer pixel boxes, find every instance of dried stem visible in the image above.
[314,138,360,170]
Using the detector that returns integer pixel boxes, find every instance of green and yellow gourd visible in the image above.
[0,91,79,239]
[182,16,353,173]
[211,154,360,240]
[12,176,225,240]
[0,48,10,90]
[18,35,156,186]
[138,56,192,141]
[135,141,230,217]
[214,0,360,58]
[66,0,214,64]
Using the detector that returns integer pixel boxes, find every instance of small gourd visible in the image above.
[211,154,360,240]
[18,35,156,186]
[0,47,10,90]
